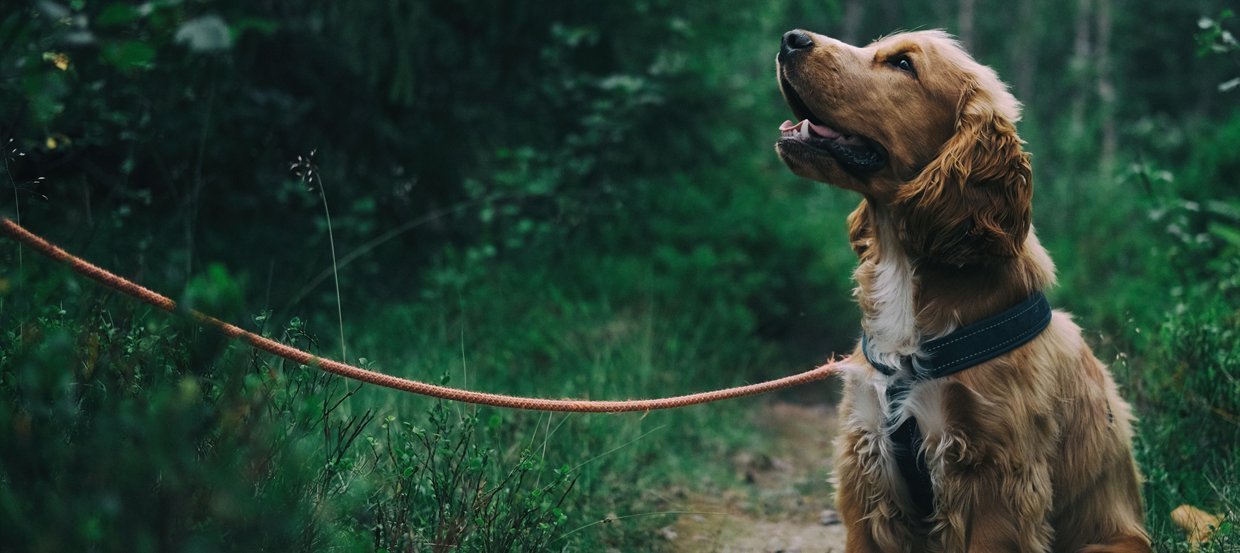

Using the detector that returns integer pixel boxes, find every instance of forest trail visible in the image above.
[663,401,847,552]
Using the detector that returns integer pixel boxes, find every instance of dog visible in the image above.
[774,29,1150,552]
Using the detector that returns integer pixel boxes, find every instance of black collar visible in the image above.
[862,291,1052,379]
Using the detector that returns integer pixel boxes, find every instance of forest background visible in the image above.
[2,0,1238,551]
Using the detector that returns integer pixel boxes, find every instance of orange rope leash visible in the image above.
[1,217,840,413]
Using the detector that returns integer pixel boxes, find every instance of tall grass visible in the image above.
[0,149,848,550]
[293,151,348,363]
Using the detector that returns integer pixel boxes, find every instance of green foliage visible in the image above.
[1181,112,1240,201]
[1135,303,1240,552]
[1197,9,1239,93]
[369,405,574,552]
[0,264,588,551]
[0,272,324,551]
[3,0,1239,550]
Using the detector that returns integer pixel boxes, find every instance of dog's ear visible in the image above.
[846,200,873,259]
[895,83,1032,266]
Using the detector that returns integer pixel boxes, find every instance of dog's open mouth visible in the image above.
[778,77,888,173]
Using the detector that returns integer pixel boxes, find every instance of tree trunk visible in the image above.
[958,0,976,50]
[1012,0,1037,106]
[1063,0,1094,216]
[1095,0,1117,177]
[1068,0,1093,141]
[840,0,865,45]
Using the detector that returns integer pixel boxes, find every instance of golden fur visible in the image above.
[775,30,1150,552]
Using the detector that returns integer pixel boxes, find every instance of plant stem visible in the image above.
[4,147,21,347]
[315,172,347,362]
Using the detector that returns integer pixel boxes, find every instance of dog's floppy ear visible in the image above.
[895,82,1032,266]
[846,200,873,259]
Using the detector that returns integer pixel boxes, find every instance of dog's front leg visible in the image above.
[834,427,924,553]
[932,459,1054,553]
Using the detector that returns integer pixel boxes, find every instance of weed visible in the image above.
[292,150,348,363]
[369,402,575,552]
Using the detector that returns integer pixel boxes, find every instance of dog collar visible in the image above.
[861,291,1052,379]
[859,291,1052,521]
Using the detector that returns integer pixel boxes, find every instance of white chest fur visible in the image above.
[840,369,951,511]
[857,222,921,372]
[846,371,950,439]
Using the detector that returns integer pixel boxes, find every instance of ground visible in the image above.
[664,401,848,552]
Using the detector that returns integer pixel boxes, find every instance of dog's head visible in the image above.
[775,29,1031,266]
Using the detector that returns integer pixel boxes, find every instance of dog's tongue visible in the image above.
[779,119,873,148]
[779,119,842,140]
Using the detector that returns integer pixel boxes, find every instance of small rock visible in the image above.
[819,509,842,526]
[771,456,794,473]
[657,525,679,541]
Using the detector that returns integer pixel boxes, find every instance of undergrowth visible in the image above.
[0,261,604,552]
[2,2,1238,551]
[0,219,823,551]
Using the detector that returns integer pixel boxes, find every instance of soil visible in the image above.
[662,401,848,552]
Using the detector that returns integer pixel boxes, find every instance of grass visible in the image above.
[293,150,349,363]
[0,203,840,551]
[1129,307,1240,551]
[339,248,821,550]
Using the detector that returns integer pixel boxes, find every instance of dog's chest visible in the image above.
[845,372,951,512]
[855,248,925,371]
[853,374,950,447]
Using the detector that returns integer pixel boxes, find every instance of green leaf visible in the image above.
[22,72,69,124]
[101,40,156,71]
[96,4,140,27]
[231,17,279,39]
[1208,222,1240,250]
[181,264,244,315]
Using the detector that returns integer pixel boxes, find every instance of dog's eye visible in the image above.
[888,55,915,74]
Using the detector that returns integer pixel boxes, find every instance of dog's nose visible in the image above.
[781,30,814,57]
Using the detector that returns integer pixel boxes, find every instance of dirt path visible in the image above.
[664,401,847,552]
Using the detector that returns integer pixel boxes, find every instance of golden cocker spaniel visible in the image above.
[775,29,1150,552]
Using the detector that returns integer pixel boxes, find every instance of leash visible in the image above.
[1,217,841,413]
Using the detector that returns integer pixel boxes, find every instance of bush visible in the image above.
[0,267,326,551]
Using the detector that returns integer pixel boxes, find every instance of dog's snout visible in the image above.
[781,30,814,58]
